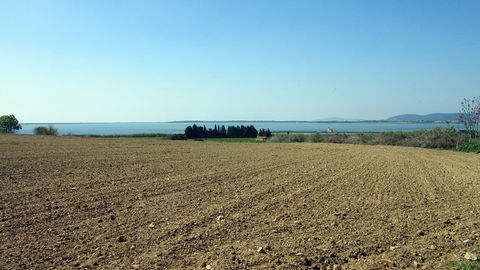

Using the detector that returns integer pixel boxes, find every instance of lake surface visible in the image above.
[17,122,463,135]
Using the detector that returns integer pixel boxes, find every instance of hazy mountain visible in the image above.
[386,113,459,122]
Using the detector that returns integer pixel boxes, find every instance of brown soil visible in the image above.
[1,134,480,269]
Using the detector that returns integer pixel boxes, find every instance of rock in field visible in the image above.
[381,258,394,266]
[464,252,478,261]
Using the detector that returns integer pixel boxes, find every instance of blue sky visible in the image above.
[1,0,479,122]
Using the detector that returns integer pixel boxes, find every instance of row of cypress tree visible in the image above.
[184,124,271,139]
[258,128,273,137]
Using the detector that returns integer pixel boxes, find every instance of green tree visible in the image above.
[33,125,58,136]
[185,126,194,138]
[0,115,22,133]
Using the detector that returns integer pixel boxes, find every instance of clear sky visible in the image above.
[1,0,479,122]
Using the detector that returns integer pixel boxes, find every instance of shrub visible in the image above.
[34,125,58,136]
[167,134,187,140]
[269,134,292,143]
[323,133,348,143]
[374,131,409,146]
[344,132,375,145]
[308,132,324,143]
[290,134,306,142]
[422,127,467,148]
[457,142,480,153]
[357,132,375,144]
[366,128,467,149]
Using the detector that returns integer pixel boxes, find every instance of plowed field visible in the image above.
[1,135,480,269]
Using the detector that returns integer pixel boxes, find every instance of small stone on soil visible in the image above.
[257,246,266,253]
[464,252,478,261]
[148,223,155,228]
[216,215,224,221]
[206,264,212,269]
[381,258,394,266]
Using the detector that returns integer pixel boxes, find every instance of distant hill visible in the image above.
[386,113,459,122]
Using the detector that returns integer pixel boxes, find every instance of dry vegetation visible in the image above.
[1,134,480,269]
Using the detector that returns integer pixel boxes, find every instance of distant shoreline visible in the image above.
[17,121,463,136]
[20,120,459,125]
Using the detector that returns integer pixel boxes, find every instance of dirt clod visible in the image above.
[416,230,425,236]
[117,236,127,243]
[302,257,312,266]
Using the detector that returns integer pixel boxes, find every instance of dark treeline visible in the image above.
[185,124,269,139]
[258,128,272,137]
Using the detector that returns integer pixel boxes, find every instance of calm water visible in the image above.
[17,122,462,135]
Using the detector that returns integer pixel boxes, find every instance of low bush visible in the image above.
[323,133,348,143]
[374,131,409,146]
[457,142,480,153]
[266,128,466,150]
[269,134,307,143]
[269,134,292,143]
[33,125,58,136]
[167,134,187,140]
[345,132,375,144]
[367,128,466,149]
[422,127,468,148]
[290,134,307,142]
[308,132,324,142]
